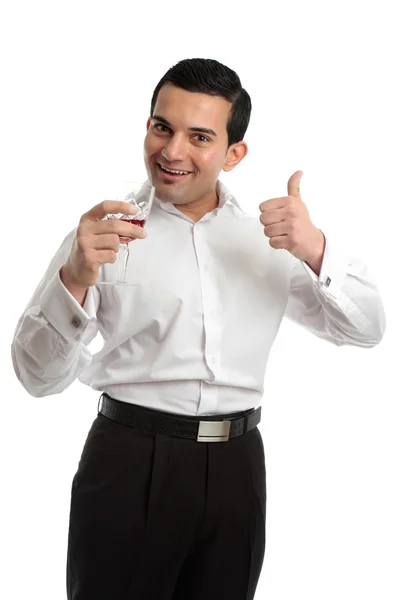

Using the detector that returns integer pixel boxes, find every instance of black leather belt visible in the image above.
[98,393,261,442]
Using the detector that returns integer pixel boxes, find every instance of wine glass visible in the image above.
[100,181,155,285]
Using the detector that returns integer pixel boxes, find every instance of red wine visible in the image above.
[119,217,145,243]
[121,218,145,227]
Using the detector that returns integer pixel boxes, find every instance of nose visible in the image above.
[162,134,188,162]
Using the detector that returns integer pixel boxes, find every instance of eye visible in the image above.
[153,123,171,134]
[193,134,210,143]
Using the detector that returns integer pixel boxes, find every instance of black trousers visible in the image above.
[66,407,266,599]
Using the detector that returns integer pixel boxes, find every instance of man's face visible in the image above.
[144,83,238,206]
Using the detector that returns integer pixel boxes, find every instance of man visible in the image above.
[12,58,386,599]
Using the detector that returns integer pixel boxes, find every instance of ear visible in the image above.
[146,117,151,131]
[222,141,248,172]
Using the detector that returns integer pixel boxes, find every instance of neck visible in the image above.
[173,189,219,222]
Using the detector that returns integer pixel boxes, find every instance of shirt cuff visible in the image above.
[300,233,350,300]
[40,270,97,342]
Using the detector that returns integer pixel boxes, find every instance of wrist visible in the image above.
[304,229,326,276]
[60,265,89,306]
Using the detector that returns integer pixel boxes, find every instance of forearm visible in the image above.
[286,236,386,348]
[12,311,94,396]
[12,230,100,396]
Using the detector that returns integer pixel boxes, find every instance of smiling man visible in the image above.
[12,58,385,600]
[144,81,248,221]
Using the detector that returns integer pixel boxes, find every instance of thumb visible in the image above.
[287,170,303,199]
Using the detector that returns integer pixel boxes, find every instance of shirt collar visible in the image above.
[152,179,245,215]
[216,180,244,213]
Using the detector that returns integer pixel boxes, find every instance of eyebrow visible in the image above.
[151,114,217,137]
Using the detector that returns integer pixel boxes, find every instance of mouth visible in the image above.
[156,162,193,181]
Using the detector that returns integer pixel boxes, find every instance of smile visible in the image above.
[157,163,192,176]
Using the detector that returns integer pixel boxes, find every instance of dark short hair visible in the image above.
[150,58,252,147]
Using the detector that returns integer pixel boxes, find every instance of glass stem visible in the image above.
[118,243,130,283]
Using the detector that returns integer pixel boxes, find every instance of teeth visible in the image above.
[159,164,190,175]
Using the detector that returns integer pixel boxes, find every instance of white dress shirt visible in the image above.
[12,181,386,415]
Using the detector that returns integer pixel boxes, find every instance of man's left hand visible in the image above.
[259,170,325,264]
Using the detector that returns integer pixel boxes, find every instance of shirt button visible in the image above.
[71,315,81,328]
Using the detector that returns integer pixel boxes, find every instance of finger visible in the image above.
[259,197,287,212]
[81,200,137,222]
[268,234,289,250]
[91,233,121,252]
[90,218,146,238]
[259,208,286,226]
[287,170,303,199]
[95,249,119,265]
[263,222,288,238]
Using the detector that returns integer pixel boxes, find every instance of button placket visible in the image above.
[198,381,218,414]
[201,260,222,372]
[194,224,222,395]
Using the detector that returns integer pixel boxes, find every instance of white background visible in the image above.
[1,0,398,598]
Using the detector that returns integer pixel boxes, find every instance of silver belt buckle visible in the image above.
[197,420,231,442]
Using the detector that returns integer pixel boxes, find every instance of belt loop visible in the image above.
[97,393,104,414]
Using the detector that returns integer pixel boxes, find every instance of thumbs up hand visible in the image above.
[259,170,325,268]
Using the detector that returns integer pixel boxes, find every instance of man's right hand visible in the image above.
[60,200,147,303]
